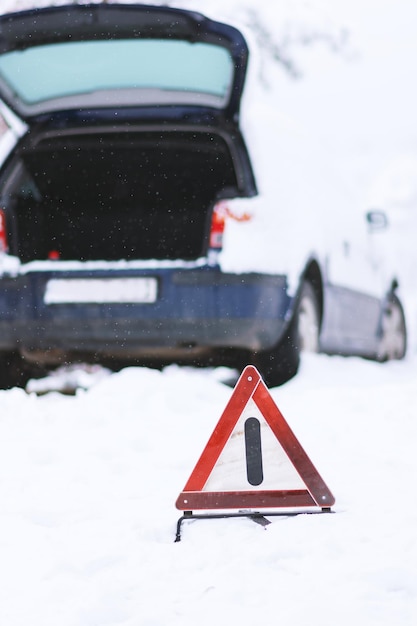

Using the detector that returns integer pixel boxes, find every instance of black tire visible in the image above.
[254,313,300,388]
[0,351,31,390]
[376,294,407,361]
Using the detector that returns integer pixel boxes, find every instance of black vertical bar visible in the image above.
[244,417,263,486]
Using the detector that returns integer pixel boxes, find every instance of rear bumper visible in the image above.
[0,266,293,362]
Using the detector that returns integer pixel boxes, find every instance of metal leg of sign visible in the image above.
[174,508,333,542]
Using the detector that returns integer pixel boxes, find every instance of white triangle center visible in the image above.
[203,398,306,492]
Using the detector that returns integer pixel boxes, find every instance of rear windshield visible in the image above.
[0,39,234,109]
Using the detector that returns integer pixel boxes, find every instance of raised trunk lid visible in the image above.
[0,3,248,122]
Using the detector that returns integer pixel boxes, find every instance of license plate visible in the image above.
[44,277,158,304]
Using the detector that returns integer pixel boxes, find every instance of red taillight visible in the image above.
[209,201,253,254]
[209,202,227,251]
[0,209,8,253]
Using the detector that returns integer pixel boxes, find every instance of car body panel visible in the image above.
[0,258,385,362]
[319,284,383,355]
[0,266,291,359]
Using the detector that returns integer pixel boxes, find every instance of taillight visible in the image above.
[209,202,227,251]
[0,209,8,253]
[209,201,253,256]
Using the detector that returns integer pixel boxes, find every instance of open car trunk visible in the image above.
[6,129,239,263]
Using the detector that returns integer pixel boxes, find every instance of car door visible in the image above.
[320,198,391,354]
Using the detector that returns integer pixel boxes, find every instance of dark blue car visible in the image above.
[0,3,407,389]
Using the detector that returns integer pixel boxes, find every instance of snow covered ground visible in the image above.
[0,1,417,624]
[1,355,416,625]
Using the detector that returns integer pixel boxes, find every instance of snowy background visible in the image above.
[1,1,417,625]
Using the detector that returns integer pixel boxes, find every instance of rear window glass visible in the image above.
[0,39,234,108]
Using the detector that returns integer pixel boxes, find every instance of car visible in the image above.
[0,2,407,390]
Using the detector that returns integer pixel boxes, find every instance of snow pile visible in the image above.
[26,363,111,395]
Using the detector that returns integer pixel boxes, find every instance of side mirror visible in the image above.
[366,210,388,232]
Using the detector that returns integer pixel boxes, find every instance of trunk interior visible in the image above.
[6,130,239,263]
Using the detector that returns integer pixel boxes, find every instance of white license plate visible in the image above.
[44,277,158,304]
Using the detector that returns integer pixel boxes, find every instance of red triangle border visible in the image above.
[176,365,335,511]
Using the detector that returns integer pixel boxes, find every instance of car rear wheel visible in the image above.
[254,314,300,388]
[376,294,407,361]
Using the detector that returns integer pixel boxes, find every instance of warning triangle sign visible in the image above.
[176,365,335,511]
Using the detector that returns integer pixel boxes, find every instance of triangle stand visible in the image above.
[175,507,333,542]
